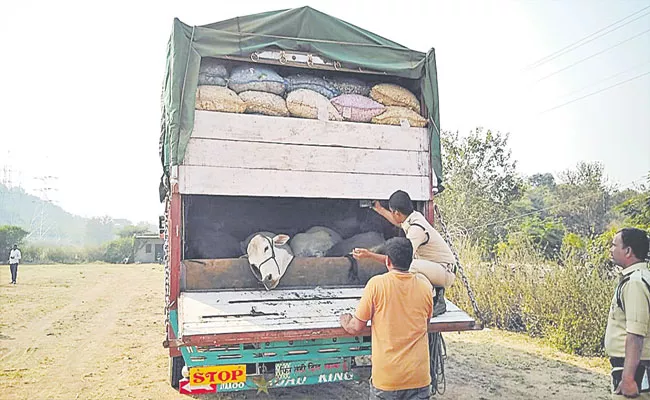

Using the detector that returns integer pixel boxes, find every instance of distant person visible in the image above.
[8,244,21,285]
[340,237,433,399]
[605,228,650,399]
[369,190,456,289]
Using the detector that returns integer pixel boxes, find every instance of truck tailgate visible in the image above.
[177,288,477,346]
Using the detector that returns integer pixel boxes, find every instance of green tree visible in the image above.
[552,162,614,238]
[438,128,524,250]
[615,178,650,229]
[501,216,565,260]
[103,237,134,263]
[0,225,29,259]
[117,224,151,239]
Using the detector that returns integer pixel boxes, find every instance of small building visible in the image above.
[133,234,164,263]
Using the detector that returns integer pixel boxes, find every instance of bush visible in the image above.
[102,237,134,263]
[448,240,616,356]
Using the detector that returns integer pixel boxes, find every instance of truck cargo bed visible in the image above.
[177,288,477,346]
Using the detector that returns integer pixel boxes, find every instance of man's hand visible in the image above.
[372,200,384,211]
[340,313,352,327]
[615,377,639,398]
[340,313,366,335]
[352,248,372,260]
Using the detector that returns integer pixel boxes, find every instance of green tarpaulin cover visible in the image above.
[160,6,442,195]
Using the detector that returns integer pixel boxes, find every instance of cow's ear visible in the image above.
[273,234,290,246]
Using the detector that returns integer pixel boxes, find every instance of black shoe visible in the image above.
[433,287,447,317]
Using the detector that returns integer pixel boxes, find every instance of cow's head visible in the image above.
[246,233,294,290]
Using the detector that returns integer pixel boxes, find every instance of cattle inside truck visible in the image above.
[159,6,480,395]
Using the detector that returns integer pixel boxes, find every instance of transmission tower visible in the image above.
[27,175,59,242]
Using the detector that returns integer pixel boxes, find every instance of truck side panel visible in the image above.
[178,111,432,200]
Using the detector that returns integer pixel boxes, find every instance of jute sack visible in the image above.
[198,58,228,86]
[370,83,420,113]
[228,65,286,95]
[324,76,371,96]
[285,75,340,99]
[195,86,246,113]
[371,106,427,128]
[239,91,289,117]
[330,94,385,123]
[286,89,343,121]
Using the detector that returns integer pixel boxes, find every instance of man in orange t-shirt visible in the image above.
[340,237,433,399]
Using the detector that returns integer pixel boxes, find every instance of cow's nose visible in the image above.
[264,274,273,282]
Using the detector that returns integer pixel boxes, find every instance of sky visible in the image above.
[0,0,649,224]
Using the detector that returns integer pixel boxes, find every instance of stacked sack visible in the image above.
[369,83,427,128]
[195,59,428,128]
[195,59,247,113]
[229,66,289,117]
[284,75,343,121]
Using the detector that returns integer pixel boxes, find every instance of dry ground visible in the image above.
[0,264,610,400]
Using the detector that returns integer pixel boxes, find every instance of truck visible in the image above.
[159,6,480,395]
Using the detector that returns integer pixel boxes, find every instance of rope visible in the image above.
[429,332,447,395]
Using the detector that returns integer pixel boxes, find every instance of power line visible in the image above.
[524,5,650,71]
[554,59,650,100]
[539,71,650,114]
[536,27,650,82]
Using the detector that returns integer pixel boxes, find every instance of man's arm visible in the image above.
[340,313,367,335]
[616,333,644,397]
[340,279,374,335]
[352,248,387,264]
[616,278,650,397]
[372,201,400,227]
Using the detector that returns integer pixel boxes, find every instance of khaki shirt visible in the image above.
[401,211,456,267]
[604,262,650,359]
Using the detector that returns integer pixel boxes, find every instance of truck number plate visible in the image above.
[189,365,246,386]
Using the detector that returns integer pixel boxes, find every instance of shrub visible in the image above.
[448,240,615,356]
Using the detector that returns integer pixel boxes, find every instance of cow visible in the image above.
[289,226,342,257]
[241,231,276,255]
[246,233,294,290]
[325,231,385,257]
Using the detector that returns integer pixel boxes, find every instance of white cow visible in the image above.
[289,226,342,257]
[246,233,294,290]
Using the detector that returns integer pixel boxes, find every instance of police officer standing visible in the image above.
[605,228,650,399]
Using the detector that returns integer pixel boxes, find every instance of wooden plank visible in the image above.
[181,310,475,336]
[179,320,479,347]
[192,110,429,152]
[181,287,364,303]
[183,258,387,291]
[183,138,428,177]
[178,290,476,338]
[178,165,430,200]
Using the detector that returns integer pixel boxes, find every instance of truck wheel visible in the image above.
[169,356,185,389]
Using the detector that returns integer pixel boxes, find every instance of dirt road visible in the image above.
[0,264,610,399]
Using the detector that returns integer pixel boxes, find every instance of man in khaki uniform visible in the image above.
[605,228,650,399]
[371,190,456,288]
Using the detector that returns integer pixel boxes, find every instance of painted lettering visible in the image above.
[231,369,244,380]
[219,382,245,389]
[205,371,217,382]
[317,372,355,383]
[192,372,205,384]
[217,370,231,382]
